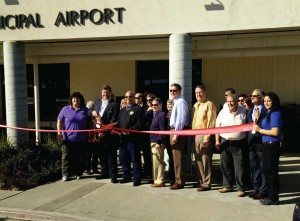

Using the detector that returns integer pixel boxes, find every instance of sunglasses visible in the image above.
[250,95,259,98]
[125,96,133,98]
[152,104,159,106]
[170,90,177,92]
[134,97,141,99]
[238,99,244,102]
[146,99,152,102]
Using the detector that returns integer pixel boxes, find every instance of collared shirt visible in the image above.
[99,98,111,117]
[262,110,282,143]
[57,105,88,142]
[216,105,247,140]
[252,104,264,122]
[169,96,189,132]
[191,100,217,142]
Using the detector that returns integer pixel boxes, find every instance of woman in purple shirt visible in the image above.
[57,92,89,181]
[254,92,282,205]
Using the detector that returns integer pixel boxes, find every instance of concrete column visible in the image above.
[3,41,28,145]
[169,33,192,108]
[169,33,193,173]
[34,62,41,143]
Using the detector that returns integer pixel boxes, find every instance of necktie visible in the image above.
[254,108,259,122]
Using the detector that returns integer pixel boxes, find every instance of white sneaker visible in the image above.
[76,175,81,180]
[62,176,68,182]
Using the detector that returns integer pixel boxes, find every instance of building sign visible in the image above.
[0,7,126,30]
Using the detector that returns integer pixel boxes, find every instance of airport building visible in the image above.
[1,0,300,144]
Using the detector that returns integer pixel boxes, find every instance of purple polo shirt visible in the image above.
[150,110,167,144]
[58,105,89,142]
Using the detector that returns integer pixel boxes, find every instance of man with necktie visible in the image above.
[247,89,268,199]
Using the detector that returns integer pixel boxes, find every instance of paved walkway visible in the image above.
[0,153,299,221]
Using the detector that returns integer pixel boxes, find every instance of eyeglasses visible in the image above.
[152,104,159,106]
[125,96,133,98]
[134,97,141,99]
[146,99,152,102]
[170,90,177,92]
[238,99,244,102]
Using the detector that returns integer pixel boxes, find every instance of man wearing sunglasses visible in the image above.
[149,98,167,187]
[247,89,268,200]
[169,83,189,190]
[118,91,145,186]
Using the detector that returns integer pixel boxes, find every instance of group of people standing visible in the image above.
[57,83,283,206]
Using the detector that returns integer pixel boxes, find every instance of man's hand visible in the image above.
[172,136,178,143]
[92,111,98,117]
[203,141,209,148]
[215,143,221,151]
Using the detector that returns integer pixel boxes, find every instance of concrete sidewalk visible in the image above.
[0,153,299,221]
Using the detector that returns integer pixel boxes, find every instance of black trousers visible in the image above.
[220,138,247,191]
[249,141,268,194]
[263,142,280,201]
[61,141,86,177]
[97,134,119,179]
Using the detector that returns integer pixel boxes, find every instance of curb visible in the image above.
[0,207,101,221]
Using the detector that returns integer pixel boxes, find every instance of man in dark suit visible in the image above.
[118,91,145,186]
[247,89,268,199]
[91,85,120,183]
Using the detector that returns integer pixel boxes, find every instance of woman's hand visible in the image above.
[253,124,261,133]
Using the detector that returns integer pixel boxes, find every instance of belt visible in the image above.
[170,126,189,130]
[263,141,280,145]
[222,138,245,144]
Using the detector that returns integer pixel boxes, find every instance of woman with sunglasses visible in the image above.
[253,92,282,205]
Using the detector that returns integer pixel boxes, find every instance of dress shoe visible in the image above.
[150,182,166,188]
[218,187,234,193]
[169,180,175,186]
[197,186,211,192]
[95,175,109,180]
[248,190,259,198]
[119,178,131,184]
[133,181,141,186]
[169,183,184,190]
[259,198,280,205]
[111,178,118,184]
[237,191,246,197]
[86,171,93,175]
[252,192,267,200]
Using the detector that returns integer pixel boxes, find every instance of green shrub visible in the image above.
[0,134,62,190]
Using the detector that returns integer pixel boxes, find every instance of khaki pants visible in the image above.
[151,142,165,184]
[194,135,213,187]
[170,133,186,185]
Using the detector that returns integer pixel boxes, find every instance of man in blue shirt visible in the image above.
[169,83,189,190]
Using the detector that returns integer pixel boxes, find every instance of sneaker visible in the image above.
[62,176,68,182]
[218,187,234,193]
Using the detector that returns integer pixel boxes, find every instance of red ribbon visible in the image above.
[0,123,253,136]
